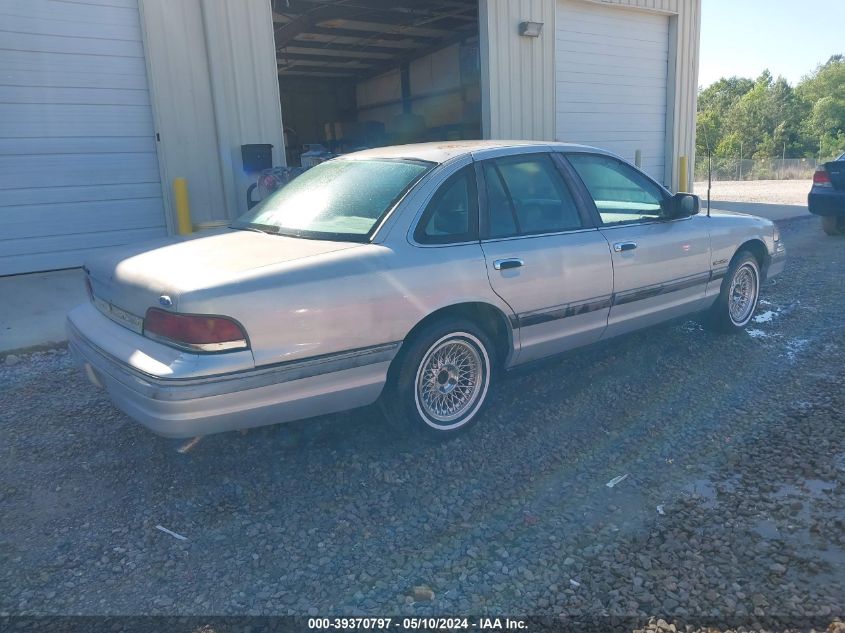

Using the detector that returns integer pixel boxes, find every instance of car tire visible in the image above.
[706,251,761,333]
[821,215,845,236]
[380,318,495,439]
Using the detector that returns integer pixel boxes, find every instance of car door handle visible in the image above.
[494,258,524,271]
[613,242,638,252]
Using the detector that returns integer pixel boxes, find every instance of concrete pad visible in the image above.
[0,268,87,354]
[709,200,811,222]
[693,179,812,206]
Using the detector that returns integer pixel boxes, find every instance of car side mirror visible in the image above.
[666,192,700,218]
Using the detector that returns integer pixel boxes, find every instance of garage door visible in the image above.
[0,0,167,276]
[555,0,669,183]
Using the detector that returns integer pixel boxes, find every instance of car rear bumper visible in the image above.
[67,303,397,438]
[808,189,845,216]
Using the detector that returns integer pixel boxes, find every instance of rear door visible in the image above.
[477,150,613,365]
[565,152,712,337]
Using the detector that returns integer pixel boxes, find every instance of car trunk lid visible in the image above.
[85,228,361,322]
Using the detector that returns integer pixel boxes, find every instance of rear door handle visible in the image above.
[613,242,638,252]
[494,258,524,271]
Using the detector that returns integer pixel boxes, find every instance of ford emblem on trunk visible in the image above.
[159,295,173,307]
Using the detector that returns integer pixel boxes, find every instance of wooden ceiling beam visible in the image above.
[315,18,450,39]
[357,26,478,80]
[294,30,424,50]
[278,45,394,60]
[277,58,374,70]
[279,69,358,78]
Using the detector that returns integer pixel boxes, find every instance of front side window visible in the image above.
[414,166,478,244]
[233,158,431,241]
[566,153,666,225]
[483,154,583,238]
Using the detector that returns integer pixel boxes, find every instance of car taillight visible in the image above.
[813,168,833,187]
[143,308,248,352]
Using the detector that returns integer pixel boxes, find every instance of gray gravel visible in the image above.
[1,216,844,625]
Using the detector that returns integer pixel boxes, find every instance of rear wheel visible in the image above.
[381,318,494,439]
[706,251,761,332]
[821,215,845,236]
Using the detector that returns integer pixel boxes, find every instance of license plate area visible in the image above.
[93,295,144,334]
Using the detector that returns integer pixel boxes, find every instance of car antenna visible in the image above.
[707,145,712,218]
[702,125,713,217]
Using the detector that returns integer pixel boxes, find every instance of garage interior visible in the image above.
[271,0,481,167]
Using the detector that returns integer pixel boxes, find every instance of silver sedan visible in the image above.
[67,141,786,439]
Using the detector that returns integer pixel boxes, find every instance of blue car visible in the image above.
[809,152,845,235]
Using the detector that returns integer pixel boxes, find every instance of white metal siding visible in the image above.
[0,0,167,275]
[667,0,702,191]
[579,0,678,13]
[200,0,286,218]
[555,0,669,181]
[479,0,557,141]
[139,0,285,224]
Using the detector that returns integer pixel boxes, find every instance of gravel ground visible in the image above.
[1,216,844,628]
[693,180,812,206]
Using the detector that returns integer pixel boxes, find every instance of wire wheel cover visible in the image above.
[416,336,486,425]
[729,263,758,325]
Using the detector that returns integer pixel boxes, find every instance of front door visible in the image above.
[565,153,712,337]
[477,151,613,365]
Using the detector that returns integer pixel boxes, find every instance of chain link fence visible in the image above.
[694,157,837,182]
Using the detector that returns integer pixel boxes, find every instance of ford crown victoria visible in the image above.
[68,141,786,439]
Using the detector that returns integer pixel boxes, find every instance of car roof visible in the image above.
[341,140,603,164]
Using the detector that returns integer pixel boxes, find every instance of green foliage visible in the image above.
[697,55,845,161]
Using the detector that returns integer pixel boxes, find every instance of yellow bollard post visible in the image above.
[678,156,688,193]
[172,178,193,235]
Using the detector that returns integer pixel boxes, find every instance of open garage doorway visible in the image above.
[271,0,481,168]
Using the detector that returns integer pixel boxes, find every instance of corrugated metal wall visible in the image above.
[138,0,284,225]
[666,0,701,191]
[201,0,287,218]
[138,0,224,226]
[479,0,557,141]
[480,0,700,191]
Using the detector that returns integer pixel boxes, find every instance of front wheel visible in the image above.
[381,318,494,438]
[821,215,845,236]
[706,251,761,332]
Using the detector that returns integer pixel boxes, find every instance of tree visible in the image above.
[797,55,845,157]
[719,72,807,159]
[697,56,845,163]
[696,77,754,157]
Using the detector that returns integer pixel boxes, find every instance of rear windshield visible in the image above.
[232,158,431,241]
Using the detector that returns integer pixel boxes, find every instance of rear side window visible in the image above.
[566,153,666,225]
[482,154,583,238]
[414,166,478,244]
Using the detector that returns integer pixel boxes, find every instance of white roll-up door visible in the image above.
[0,0,167,275]
[555,0,670,182]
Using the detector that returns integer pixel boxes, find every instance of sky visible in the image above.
[698,0,845,89]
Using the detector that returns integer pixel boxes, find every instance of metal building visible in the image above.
[0,0,701,275]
